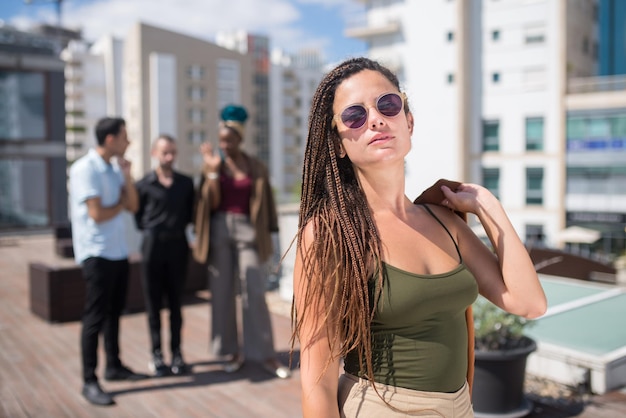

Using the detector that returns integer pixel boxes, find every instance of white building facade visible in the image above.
[347,0,599,249]
[270,49,324,203]
[61,36,123,163]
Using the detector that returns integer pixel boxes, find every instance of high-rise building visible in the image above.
[270,49,324,203]
[565,76,626,257]
[61,35,123,162]
[598,0,626,76]
[346,0,604,251]
[0,25,68,231]
[123,23,254,179]
[216,31,271,167]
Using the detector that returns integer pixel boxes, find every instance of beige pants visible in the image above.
[338,374,474,417]
[208,212,276,361]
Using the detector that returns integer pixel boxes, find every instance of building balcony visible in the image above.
[345,18,401,40]
[568,75,626,94]
[65,113,85,127]
[64,65,83,82]
[65,83,84,97]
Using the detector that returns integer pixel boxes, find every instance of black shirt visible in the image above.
[134,170,195,233]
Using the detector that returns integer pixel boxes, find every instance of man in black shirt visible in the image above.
[135,134,195,376]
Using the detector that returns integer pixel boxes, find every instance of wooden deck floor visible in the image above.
[1,233,625,418]
[0,234,300,418]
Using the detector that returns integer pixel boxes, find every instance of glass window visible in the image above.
[482,120,500,151]
[492,72,500,83]
[610,116,626,137]
[526,117,544,150]
[447,73,454,84]
[525,224,545,247]
[566,117,586,140]
[216,59,241,111]
[482,167,500,199]
[187,65,204,80]
[447,31,454,42]
[217,59,239,83]
[187,130,206,144]
[0,71,46,141]
[524,25,545,44]
[187,86,205,102]
[492,30,500,41]
[188,108,205,124]
[0,159,49,228]
[526,167,544,205]
[588,117,610,138]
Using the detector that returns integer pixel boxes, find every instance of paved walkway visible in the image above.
[1,233,625,417]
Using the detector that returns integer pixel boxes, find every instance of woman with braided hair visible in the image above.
[292,57,546,417]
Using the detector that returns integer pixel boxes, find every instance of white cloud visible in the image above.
[20,0,318,54]
[6,0,366,61]
[71,0,299,43]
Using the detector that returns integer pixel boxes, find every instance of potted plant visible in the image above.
[472,296,537,418]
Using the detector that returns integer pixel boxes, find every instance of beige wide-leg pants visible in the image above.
[338,373,474,417]
[208,212,276,361]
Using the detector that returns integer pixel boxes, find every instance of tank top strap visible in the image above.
[420,204,463,263]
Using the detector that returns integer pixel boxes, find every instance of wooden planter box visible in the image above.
[29,256,207,323]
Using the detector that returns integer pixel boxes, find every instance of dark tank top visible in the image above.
[344,205,479,392]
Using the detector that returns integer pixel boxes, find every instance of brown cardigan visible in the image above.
[192,153,279,265]
[413,179,475,394]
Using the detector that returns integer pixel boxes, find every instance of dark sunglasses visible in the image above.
[332,92,406,129]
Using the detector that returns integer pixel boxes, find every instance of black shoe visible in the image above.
[170,351,190,375]
[82,381,114,406]
[149,350,170,377]
[104,364,147,381]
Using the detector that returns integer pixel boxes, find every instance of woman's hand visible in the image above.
[200,142,222,172]
[440,183,499,216]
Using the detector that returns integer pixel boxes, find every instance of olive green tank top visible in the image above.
[344,205,479,393]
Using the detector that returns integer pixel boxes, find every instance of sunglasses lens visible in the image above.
[340,105,368,129]
[337,93,404,129]
[377,93,403,117]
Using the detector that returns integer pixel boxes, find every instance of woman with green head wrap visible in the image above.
[193,104,291,379]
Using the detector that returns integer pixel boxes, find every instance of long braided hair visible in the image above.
[292,57,408,383]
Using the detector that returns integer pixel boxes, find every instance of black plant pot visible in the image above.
[472,336,537,418]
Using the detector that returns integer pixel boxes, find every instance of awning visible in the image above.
[556,226,601,244]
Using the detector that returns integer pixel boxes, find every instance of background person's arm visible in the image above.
[85,197,125,223]
[118,157,138,214]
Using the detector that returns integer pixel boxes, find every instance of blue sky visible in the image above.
[0,0,367,64]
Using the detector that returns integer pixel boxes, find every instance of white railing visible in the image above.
[568,75,626,94]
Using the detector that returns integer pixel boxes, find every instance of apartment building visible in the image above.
[347,0,605,251]
[269,49,324,203]
[61,35,123,163]
[60,21,322,207]
[0,25,68,231]
[565,75,626,257]
[598,0,626,76]
[123,23,254,179]
[216,31,271,168]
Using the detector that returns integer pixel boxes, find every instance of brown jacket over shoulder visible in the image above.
[414,178,475,394]
[192,153,279,265]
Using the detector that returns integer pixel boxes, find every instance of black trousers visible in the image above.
[140,232,189,355]
[81,257,129,383]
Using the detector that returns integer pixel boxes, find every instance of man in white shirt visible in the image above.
[69,117,144,406]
